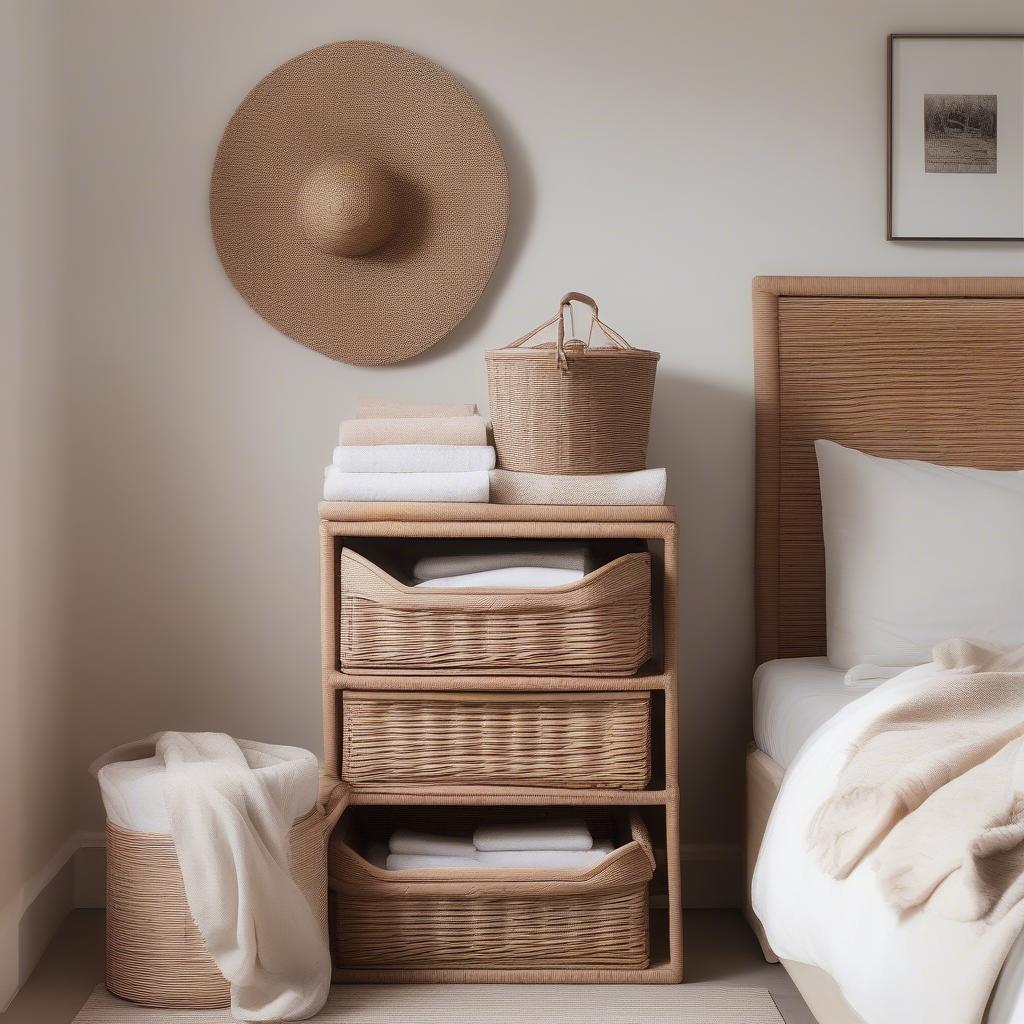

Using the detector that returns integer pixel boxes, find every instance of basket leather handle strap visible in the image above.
[505,312,560,350]
[502,292,635,370]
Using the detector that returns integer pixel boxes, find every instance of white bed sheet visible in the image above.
[752,657,1024,1024]
[753,657,869,769]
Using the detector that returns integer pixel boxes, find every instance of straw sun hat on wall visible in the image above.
[210,40,510,366]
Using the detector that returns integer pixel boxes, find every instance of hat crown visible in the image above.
[296,156,401,257]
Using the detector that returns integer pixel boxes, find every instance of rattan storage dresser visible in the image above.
[320,501,682,984]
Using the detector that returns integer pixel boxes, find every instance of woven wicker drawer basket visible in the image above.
[342,690,652,790]
[329,808,654,972]
[338,549,652,676]
[105,785,344,1009]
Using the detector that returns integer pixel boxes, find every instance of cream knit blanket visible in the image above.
[811,639,1024,926]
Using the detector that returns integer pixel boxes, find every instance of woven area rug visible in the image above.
[74,983,784,1023]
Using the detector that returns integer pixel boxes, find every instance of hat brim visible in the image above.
[210,40,510,366]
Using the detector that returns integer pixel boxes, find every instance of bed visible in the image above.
[745,276,1024,1024]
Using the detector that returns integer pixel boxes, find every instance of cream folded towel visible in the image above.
[323,468,489,503]
[490,468,667,505]
[412,543,595,581]
[414,567,584,589]
[356,397,477,419]
[339,415,488,447]
[474,818,593,852]
[332,444,495,474]
[389,829,476,857]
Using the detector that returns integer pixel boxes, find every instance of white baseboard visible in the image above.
[0,830,86,1011]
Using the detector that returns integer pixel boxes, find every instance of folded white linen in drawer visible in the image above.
[413,566,584,588]
[474,818,593,852]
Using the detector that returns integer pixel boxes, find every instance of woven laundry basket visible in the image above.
[486,292,659,475]
[338,548,652,676]
[105,782,345,1009]
[341,690,652,790]
[329,807,654,973]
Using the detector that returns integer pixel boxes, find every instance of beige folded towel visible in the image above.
[356,397,477,419]
[340,416,488,447]
[490,468,667,505]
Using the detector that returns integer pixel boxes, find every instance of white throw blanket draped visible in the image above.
[753,640,1024,1024]
[156,733,330,1021]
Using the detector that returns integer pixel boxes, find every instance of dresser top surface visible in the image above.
[319,501,676,524]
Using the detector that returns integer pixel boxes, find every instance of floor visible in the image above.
[1,910,816,1024]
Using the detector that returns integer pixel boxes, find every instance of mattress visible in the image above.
[753,657,871,769]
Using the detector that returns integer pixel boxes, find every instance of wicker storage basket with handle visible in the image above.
[486,292,659,475]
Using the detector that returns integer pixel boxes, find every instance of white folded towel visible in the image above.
[333,445,496,474]
[412,543,594,581]
[323,468,489,503]
[93,735,319,835]
[92,733,329,1021]
[414,567,584,589]
[385,853,481,870]
[490,467,667,505]
[384,843,615,872]
[474,818,593,852]
[476,846,612,870]
[389,829,476,857]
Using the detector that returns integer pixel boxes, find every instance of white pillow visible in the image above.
[815,439,1024,669]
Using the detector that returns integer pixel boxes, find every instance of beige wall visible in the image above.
[43,0,1024,901]
[2,0,73,1008]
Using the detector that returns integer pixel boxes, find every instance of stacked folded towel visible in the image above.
[325,398,494,502]
[368,818,616,871]
[411,542,595,589]
[489,467,667,505]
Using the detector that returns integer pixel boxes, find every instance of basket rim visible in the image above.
[329,809,655,890]
[342,689,652,705]
[340,548,649,598]
[485,347,660,362]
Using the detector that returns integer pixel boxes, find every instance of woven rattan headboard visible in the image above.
[753,276,1024,664]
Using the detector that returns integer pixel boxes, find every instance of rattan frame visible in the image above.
[319,501,682,984]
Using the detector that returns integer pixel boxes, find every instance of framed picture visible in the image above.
[888,34,1024,240]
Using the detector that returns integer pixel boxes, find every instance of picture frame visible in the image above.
[888,34,1024,241]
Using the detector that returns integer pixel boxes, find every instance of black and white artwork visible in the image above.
[889,35,1024,240]
[924,93,997,173]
